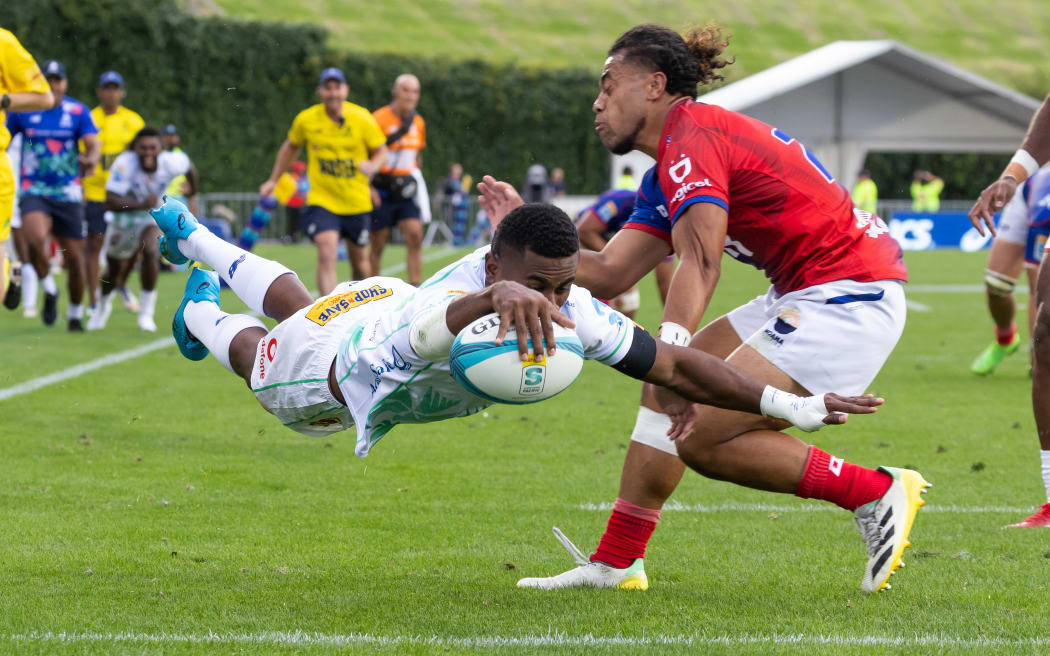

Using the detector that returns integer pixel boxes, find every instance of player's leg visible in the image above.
[973,237,1025,374]
[400,215,424,286]
[368,227,389,282]
[20,205,61,325]
[172,267,266,384]
[54,235,86,331]
[517,316,740,591]
[314,229,340,295]
[136,224,161,332]
[1007,257,1050,528]
[153,196,312,323]
[84,202,107,308]
[342,213,371,281]
[654,256,674,305]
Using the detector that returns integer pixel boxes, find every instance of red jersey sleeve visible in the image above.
[657,105,730,226]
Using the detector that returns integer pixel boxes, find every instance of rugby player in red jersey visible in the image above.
[483,23,929,594]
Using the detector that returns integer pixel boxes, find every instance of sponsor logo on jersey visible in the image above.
[257,337,277,381]
[317,157,358,178]
[310,417,342,427]
[671,178,712,204]
[668,156,692,183]
[306,284,393,326]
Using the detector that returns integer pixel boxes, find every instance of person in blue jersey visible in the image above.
[575,184,673,319]
[972,167,1050,376]
[6,60,99,330]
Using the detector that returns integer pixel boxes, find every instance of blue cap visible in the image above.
[318,67,346,85]
[163,123,178,135]
[98,70,124,88]
[42,60,67,80]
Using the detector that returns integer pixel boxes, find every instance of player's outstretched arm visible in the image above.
[618,329,882,431]
[575,229,671,299]
[409,281,575,363]
[970,91,1050,235]
[477,175,523,231]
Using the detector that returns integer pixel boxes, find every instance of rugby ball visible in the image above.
[450,312,584,404]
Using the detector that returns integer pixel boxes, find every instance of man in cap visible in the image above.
[6,59,99,330]
[82,70,144,314]
[260,67,387,294]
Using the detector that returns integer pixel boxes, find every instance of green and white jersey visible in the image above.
[334,246,636,457]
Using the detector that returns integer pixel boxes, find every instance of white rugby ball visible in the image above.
[450,312,584,404]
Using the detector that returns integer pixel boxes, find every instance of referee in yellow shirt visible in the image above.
[260,67,387,295]
[0,28,54,302]
[82,70,144,310]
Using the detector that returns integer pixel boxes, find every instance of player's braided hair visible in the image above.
[609,23,733,97]
[492,203,579,259]
[127,125,162,150]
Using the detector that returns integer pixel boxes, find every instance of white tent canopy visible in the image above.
[612,40,1041,192]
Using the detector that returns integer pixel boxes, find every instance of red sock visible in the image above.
[995,323,1017,346]
[795,447,892,512]
[590,498,661,568]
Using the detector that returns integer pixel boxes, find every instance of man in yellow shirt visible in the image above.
[910,170,944,212]
[82,70,144,311]
[851,169,878,215]
[260,67,387,295]
[0,28,54,302]
[371,74,426,286]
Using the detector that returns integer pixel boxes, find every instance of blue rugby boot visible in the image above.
[150,195,199,265]
[173,267,220,361]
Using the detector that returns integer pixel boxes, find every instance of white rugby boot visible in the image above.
[516,527,648,591]
[854,466,931,593]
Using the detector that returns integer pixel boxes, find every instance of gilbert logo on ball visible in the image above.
[450,313,583,405]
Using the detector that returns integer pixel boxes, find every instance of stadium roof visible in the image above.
[700,40,1040,126]
[613,40,1041,191]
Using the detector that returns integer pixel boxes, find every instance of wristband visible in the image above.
[409,303,456,360]
[759,385,792,419]
[658,321,690,346]
[1002,149,1039,184]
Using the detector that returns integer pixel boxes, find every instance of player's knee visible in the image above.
[985,269,1017,296]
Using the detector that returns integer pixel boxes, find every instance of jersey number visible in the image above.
[771,129,835,184]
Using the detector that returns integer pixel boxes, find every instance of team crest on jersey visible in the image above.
[306,285,393,326]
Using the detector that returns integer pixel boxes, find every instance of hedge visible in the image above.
[1,0,610,194]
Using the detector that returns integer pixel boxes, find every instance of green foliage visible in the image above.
[865,152,1010,200]
[1,0,609,193]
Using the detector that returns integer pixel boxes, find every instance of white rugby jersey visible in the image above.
[330,246,636,457]
[105,150,190,221]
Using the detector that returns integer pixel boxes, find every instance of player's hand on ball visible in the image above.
[968,177,1017,237]
[489,281,574,361]
[478,175,524,230]
[820,393,884,426]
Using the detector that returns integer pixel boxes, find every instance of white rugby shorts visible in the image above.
[104,213,155,259]
[728,279,906,396]
[250,285,356,437]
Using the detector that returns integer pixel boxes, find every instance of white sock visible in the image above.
[177,230,294,316]
[183,300,266,373]
[99,290,115,309]
[68,303,83,319]
[22,263,38,310]
[41,273,57,295]
[139,289,158,319]
[1041,450,1050,504]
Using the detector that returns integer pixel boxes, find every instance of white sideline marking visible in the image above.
[578,501,1034,514]
[5,631,1050,649]
[0,337,175,401]
[0,246,462,403]
[905,299,931,312]
[909,284,1030,294]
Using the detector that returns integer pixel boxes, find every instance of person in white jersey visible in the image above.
[88,126,194,332]
[150,196,883,459]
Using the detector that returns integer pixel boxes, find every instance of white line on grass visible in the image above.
[0,246,462,403]
[6,631,1050,649]
[578,501,1036,513]
[905,299,932,312]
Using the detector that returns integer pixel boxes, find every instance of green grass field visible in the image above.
[1,245,1049,654]
[209,0,1050,88]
